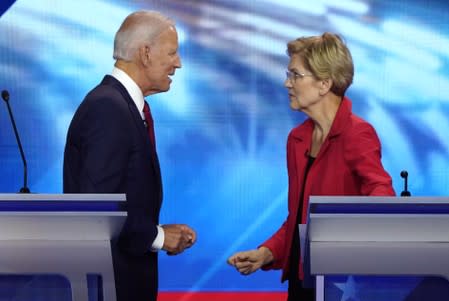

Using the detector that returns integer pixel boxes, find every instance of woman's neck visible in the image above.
[308,95,342,156]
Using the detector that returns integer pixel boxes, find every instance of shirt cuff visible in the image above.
[150,225,164,252]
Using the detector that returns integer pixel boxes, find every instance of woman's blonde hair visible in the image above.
[287,32,353,96]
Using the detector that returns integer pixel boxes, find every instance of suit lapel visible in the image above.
[101,75,163,203]
[127,100,164,205]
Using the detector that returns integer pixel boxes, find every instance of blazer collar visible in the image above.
[290,96,352,141]
[110,67,145,117]
[100,75,133,104]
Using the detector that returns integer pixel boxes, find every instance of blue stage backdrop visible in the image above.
[1,0,449,294]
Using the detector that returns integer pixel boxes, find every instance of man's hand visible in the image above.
[227,246,273,275]
[162,224,196,255]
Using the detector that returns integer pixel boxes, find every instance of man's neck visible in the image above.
[115,60,144,90]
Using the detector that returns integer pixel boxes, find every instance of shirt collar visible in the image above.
[110,66,145,117]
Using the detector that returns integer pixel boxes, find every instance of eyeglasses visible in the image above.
[286,70,313,82]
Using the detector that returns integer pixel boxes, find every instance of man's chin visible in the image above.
[162,84,170,92]
[163,78,172,91]
[159,81,171,93]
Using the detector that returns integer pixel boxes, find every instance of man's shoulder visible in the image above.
[80,76,130,111]
[85,75,125,100]
[68,78,131,127]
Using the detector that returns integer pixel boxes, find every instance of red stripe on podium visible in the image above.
[159,292,287,301]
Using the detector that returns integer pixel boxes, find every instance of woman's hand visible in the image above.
[227,246,274,275]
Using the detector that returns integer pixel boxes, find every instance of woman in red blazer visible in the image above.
[228,32,395,301]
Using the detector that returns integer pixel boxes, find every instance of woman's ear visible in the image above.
[319,78,333,96]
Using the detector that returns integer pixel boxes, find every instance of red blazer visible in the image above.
[261,97,395,281]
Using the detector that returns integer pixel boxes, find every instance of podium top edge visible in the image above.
[309,196,449,204]
[0,194,126,201]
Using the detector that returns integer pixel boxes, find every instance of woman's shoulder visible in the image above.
[346,113,377,135]
[288,118,314,140]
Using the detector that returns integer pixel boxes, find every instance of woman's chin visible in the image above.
[289,99,301,111]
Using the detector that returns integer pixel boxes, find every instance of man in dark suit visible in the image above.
[63,10,196,301]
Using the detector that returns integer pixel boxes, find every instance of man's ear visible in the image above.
[319,78,333,96]
[139,45,151,66]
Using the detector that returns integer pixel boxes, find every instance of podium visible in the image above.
[305,196,449,301]
[0,193,126,301]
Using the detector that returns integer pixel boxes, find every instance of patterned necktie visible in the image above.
[143,101,156,151]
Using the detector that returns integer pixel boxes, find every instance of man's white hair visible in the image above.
[113,10,175,61]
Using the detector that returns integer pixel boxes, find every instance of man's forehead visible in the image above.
[156,26,177,42]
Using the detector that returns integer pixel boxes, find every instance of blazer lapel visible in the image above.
[101,76,163,203]
[127,100,164,206]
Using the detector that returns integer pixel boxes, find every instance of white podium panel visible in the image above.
[0,193,127,301]
[305,196,449,301]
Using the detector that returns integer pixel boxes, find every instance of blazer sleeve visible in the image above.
[344,122,396,196]
[259,218,288,270]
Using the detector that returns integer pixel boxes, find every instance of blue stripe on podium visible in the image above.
[311,203,449,214]
[0,201,125,211]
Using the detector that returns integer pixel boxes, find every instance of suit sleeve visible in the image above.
[344,122,396,196]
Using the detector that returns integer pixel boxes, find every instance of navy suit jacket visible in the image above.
[63,75,163,301]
